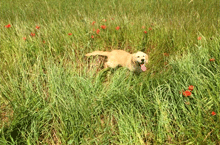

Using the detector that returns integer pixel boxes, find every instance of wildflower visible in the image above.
[149,27,152,30]
[209,58,215,62]
[68,33,72,35]
[91,35,94,39]
[5,24,11,28]
[115,26,120,30]
[96,29,100,34]
[197,37,202,40]
[36,26,40,29]
[92,21,96,25]
[142,26,145,29]
[188,85,194,91]
[211,111,216,116]
[101,25,106,29]
[30,32,35,37]
[23,37,27,40]
[144,31,147,34]
[43,40,46,43]
[182,90,191,97]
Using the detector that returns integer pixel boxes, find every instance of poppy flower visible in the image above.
[23,37,27,40]
[115,26,120,30]
[96,29,100,34]
[92,21,96,25]
[211,111,216,116]
[30,32,35,37]
[149,27,152,30]
[142,26,145,29]
[182,90,191,97]
[36,26,40,29]
[68,33,72,35]
[197,37,202,40]
[91,35,94,39]
[209,58,215,62]
[5,24,11,28]
[188,85,194,91]
[101,25,106,29]
[144,31,147,34]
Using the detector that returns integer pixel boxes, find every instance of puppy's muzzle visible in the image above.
[141,59,145,64]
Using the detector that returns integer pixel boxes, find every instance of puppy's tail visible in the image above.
[85,51,110,57]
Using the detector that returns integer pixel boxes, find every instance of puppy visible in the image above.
[85,50,148,73]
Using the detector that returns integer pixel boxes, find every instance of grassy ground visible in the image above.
[0,0,220,144]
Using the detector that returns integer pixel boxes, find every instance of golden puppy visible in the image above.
[85,50,148,73]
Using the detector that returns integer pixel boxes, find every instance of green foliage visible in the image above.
[0,0,219,144]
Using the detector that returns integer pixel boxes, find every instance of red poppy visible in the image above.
[115,26,120,30]
[5,24,11,28]
[23,37,27,40]
[91,35,94,39]
[149,27,152,30]
[142,26,145,29]
[68,33,72,35]
[101,25,106,29]
[209,58,215,62]
[182,90,191,97]
[188,85,194,91]
[198,37,202,40]
[211,111,216,116]
[92,21,96,25]
[96,29,100,34]
[30,32,35,37]
[36,26,40,29]
[144,31,147,34]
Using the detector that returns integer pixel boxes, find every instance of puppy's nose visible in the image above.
[141,59,145,61]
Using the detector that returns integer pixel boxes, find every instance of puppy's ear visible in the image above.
[131,53,136,63]
[145,54,149,63]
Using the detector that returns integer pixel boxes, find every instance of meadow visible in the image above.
[0,0,220,144]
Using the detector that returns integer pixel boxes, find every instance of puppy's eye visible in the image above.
[137,56,140,58]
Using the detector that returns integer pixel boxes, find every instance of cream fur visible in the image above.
[86,50,148,73]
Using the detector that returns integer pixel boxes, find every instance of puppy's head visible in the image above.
[132,51,148,65]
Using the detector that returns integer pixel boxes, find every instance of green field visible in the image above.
[0,0,220,144]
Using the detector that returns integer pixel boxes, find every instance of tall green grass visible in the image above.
[0,0,220,144]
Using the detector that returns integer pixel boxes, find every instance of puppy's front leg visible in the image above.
[104,62,108,68]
